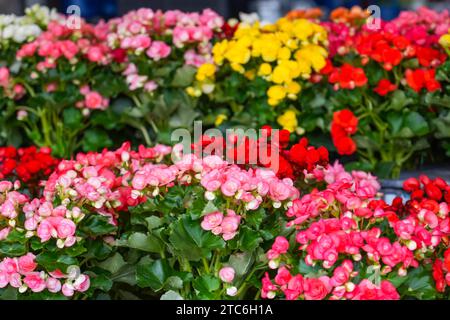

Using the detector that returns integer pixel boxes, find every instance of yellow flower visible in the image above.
[292,19,315,41]
[286,82,301,95]
[277,47,291,60]
[215,114,228,126]
[296,45,327,71]
[277,110,298,132]
[272,65,292,84]
[196,63,216,81]
[258,63,272,76]
[212,40,229,65]
[225,43,251,65]
[267,85,286,101]
[230,62,245,73]
[440,34,450,48]
[268,98,280,106]
[244,69,256,80]
[186,86,202,97]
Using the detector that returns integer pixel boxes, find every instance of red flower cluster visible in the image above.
[401,175,450,292]
[356,32,413,70]
[330,109,358,156]
[374,79,397,96]
[433,250,450,293]
[0,146,59,187]
[326,63,368,90]
[191,126,329,180]
[405,68,441,92]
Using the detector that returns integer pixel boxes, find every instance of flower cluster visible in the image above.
[78,85,109,111]
[201,209,241,240]
[0,5,57,46]
[0,66,25,100]
[0,255,89,296]
[191,126,329,181]
[385,7,450,47]
[330,109,358,155]
[106,8,224,92]
[191,17,328,106]
[325,63,367,90]
[261,161,450,300]
[0,146,58,191]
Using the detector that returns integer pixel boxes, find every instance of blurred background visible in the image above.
[0,0,449,22]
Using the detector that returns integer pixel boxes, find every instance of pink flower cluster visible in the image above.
[44,142,172,217]
[0,67,25,100]
[289,161,380,226]
[0,180,79,247]
[201,209,241,240]
[77,85,109,111]
[106,8,222,91]
[122,62,158,92]
[107,8,222,52]
[0,254,89,296]
[178,155,299,209]
[385,7,450,46]
[24,200,78,247]
[17,20,111,69]
[321,22,354,57]
[262,267,399,300]
[261,161,427,300]
[295,217,417,271]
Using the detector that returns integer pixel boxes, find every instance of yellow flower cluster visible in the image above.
[277,110,298,132]
[190,17,328,107]
[439,31,450,56]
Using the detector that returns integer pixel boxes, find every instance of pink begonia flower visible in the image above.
[0,67,10,88]
[219,267,235,283]
[144,81,158,92]
[0,181,12,192]
[221,178,240,197]
[0,227,10,240]
[56,219,76,239]
[62,283,74,297]
[46,277,62,293]
[201,211,223,231]
[23,272,46,292]
[84,91,106,110]
[87,46,104,62]
[146,41,171,60]
[18,253,37,274]
[73,274,90,292]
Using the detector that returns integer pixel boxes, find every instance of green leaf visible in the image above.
[404,112,429,137]
[81,215,117,236]
[35,252,78,272]
[171,65,197,87]
[127,232,164,253]
[228,252,254,277]
[82,128,113,152]
[193,275,220,293]
[245,207,265,229]
[98,253,126,274]
[0,242,26,256]
[90,274,113,292]
[387,112,404,136]
[145,216,163,230]
[137,259,171,291]
[0,286,17,300]
[165,276,184,290]
[161,290,184,300]
[169,215,225,261]
[84,239,113,260]
[63,107,83,130]
[238,226,263,251]
[387,90,413,111]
